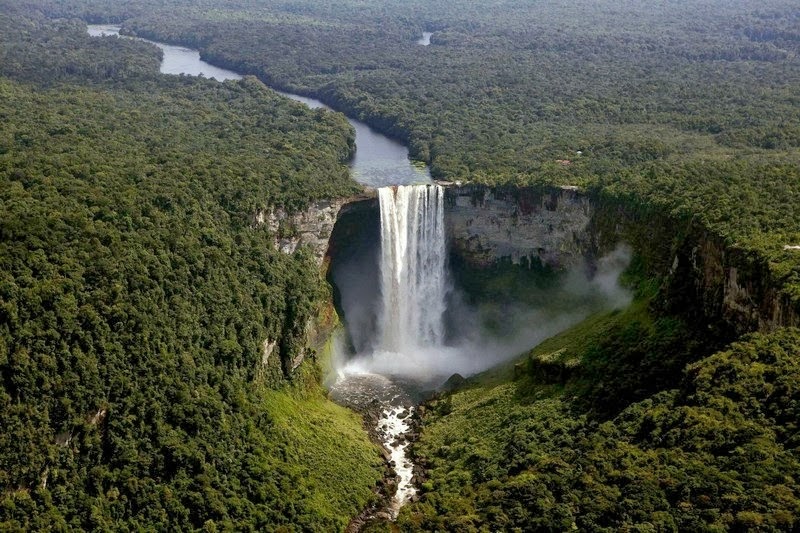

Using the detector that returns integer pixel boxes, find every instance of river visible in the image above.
[87,25,430,189]
[88,23,424,521]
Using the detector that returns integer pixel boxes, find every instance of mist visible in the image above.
[332,243,633,387]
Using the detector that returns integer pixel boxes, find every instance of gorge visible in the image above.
[83,28,797,517]
[2,4,798,529]
[87,24,447,518]
[85,23,655,520]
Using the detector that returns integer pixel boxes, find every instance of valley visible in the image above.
[1,1,799,531]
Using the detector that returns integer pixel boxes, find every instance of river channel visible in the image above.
[88,24,425,521]
[87,25,430,189]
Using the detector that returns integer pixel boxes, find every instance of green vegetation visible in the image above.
[400,299,800,531]
[3,0,800,530]
[27,0,799,306]
[0,5,379,530]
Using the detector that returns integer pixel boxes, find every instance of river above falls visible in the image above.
[87,24,430,188]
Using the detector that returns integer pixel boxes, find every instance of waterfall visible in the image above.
[377,184,447,354]
[334,185,446,517]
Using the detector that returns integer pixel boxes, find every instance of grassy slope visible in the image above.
[262,389,381,525]
[257,362,383,532]
[0,10,380,531]
[400,298,800,531]
[399,306,650,529]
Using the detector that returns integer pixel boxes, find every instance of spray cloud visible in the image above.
[332,185,632,386]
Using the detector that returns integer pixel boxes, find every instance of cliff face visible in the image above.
[282,183,797,378]
[666,229,799,335]
[251,193,376,380]
[253,199,349,265]
[443,185,594,269]
[253,191,378,266]
[439,184,799,336]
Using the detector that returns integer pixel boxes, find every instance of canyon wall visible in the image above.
[441,185,799,336]
[443,184,595,269]
[251,193,376,380]
[267,182,798,379]
[666,227,799,335]
[253,199,345,265]
[252,191,377,266]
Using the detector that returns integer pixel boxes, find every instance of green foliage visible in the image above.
[402,303,800,531]
[0,9,379,530]
[595,161,800,298]
[0,6,162,84]
[3,1,800,529]
[29,0,799,306]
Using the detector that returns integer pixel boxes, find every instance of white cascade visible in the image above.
[377,184,447,353]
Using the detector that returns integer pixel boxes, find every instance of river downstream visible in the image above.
[88,23,424,521]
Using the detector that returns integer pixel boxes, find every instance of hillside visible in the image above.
[2,0,800,530]
[0,6,379,530]
[401,302,800,530]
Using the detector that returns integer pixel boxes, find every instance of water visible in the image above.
[328,374,416,519]
[86,25,120,38]
[88,24,241,81]
[89,23,437,518]
[334,184,448,514]
[417,32,433,46]
[270,92,429,187]
[87,24,429,188]
[377,185,447,353]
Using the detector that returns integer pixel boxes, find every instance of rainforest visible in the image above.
[1,0,799,531]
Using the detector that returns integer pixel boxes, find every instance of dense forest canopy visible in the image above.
[0,3,380,530]
[2,0,800,530]
[22,0,800,305]
[400,309,800,531]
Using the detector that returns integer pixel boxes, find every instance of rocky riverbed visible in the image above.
[329,373,425,528]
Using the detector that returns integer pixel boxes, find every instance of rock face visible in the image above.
[443,184,593,269]
[667,229,799,335]
[253,190,377,265]
[441,183,798,335]
[283,183,798,382]
[251,192,375,382]
[253,200,345,264]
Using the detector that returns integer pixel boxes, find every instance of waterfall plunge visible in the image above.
[377,185,447,354]
[342,183,490,381]
[335,184,448,519]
